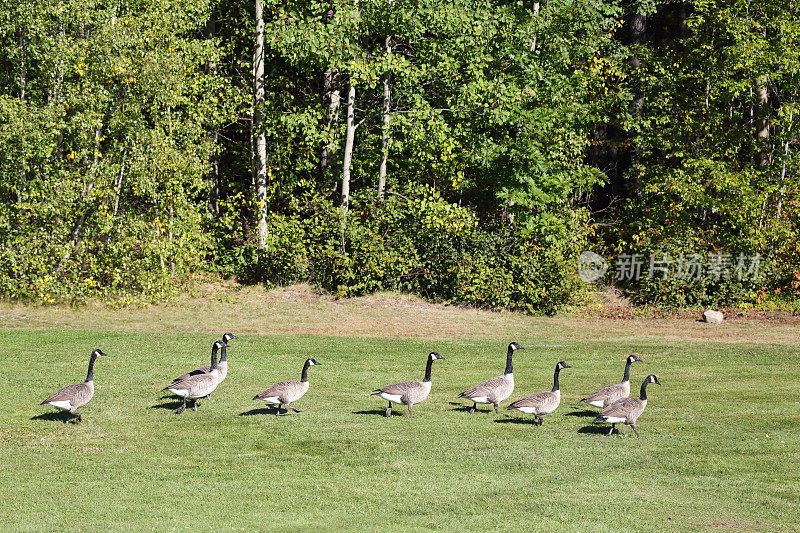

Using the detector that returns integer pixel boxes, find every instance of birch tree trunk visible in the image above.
[340,83,356,246]
[204,15,220,217]
[529,2,540,52]
[755,77,770,168]
[253,0,269,261]
[320,69,341,175]
[378,36,392,201]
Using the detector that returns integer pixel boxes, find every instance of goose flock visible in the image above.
[39,338,661,437]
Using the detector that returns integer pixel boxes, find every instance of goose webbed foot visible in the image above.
[469,403,476,414]
[176,401,186,415]
[605,423,615,436]
[385,403,392,417]
[275,404,283,416]
[288,406,301,413]
[494,404,499,415]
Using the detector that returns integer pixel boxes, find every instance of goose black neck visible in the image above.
[623,360,632,382]
[210,344,219,370]
[301,360,311,382]
[219,344,227,363]
[552,366,561,392]
[423,357,434,383]
[504,346,514,375]
[85,354,97,382]
[639,380,650,400]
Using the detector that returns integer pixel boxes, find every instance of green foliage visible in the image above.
[0,0,234,302]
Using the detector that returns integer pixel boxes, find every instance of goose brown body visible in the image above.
[172,333,237,384]
[371,352,444,418]
[163,340,225,414]
[253,358,321,415]
[507,361,570,424]
[40,349,107,423]
[458,342,523,414]
[580,355,642,408]
[594,374,661,437]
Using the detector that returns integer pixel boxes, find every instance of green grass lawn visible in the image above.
[1,325,799,531]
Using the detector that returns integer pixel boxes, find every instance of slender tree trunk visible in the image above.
[17,29,25,103]
[204,15,220,217]
[755,76,770,168]
[253,0,269,265]
[340,83,356,246]
[776,107,792,219]
[628,10,646,193]
[378,36,392,200]
[320,69,341,175]
[529,2,540,52]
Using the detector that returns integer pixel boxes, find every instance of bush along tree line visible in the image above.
[1,0,798,312]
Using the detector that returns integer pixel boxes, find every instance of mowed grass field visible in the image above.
[1,294,799,531]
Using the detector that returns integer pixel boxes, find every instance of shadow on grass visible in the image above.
[578,424,615,435]
[150,399,185,411]
[564,409,599,418]
[494,416,541,425]
[30,411,73,423]
[447,401,494,414]
[352,408,413,418]
[239,407,283,416]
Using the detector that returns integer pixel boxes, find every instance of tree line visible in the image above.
[1,0,797,312]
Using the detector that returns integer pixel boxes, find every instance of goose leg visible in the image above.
[176,399,187,415]
[288,404,301,413]
[494,403,499,415]
[469,403,476,414]
[631,425,640,438]
[386,402,392,417]
[275,404,283,416]
[407,404,413,419]
[75,412,82,423]
[193,399,199,412]
[205,394,212,402]
[536,415,543,426]
[606,423,615,436]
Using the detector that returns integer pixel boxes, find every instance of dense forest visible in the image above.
[1,0,798,312]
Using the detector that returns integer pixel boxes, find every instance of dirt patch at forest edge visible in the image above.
[0,283,797,344]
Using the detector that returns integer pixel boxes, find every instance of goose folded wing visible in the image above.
[597,397,637,419]
[173,366,211,383]
[459,375,504,397]
[583,382,624,402]
[509,391,553,409]
[41,383,89,405]
[255,380,300,399]
[377,380,419,396]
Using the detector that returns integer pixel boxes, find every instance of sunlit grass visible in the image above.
[1,326,798,531]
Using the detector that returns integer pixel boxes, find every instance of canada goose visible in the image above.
[580,354,643,408]
[594,374,661,437]
[163,340,226,414]
[371,352,445,418]
[507,361,571,425]
[172,332,238,384]
[458,342,524,414]
[40,349,108,423]
[253,358,321,415]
